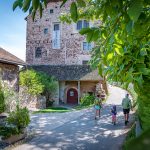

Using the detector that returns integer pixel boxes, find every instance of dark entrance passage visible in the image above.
[67,88,78,104]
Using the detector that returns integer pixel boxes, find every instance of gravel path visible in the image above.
[10,85,134,150]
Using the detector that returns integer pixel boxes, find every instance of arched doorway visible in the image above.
[67,88,78,104]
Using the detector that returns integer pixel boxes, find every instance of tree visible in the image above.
[20,69,58,104]
[0,81,5,113]
[13,0,150,129]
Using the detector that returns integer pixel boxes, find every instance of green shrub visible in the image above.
[20,69,44,95]
[7,105,30,131]
[122,123,136,150]
[20,69,58,98]
[80,94,95,106]
[46,100,55,107]
[0,125,19,139]
[0,82,5,113]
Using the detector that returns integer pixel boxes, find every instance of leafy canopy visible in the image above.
[20,69,58,95]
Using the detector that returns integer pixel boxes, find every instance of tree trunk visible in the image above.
[136,76,150,130]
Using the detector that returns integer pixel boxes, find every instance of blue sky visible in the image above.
[0,0,27,61]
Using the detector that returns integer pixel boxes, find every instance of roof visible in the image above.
[26,65,103,81]
[0,47,26,65]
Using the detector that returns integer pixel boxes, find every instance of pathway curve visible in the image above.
[11,85,134,150]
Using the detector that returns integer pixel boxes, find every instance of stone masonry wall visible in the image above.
[26,0,92,65]
[0,62,19,91]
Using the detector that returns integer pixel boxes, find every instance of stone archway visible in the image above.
[67,88,78,104]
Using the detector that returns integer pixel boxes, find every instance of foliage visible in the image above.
[61,0,150,130]
[124,128,150,150]
[33,107,70,113]
[20,69,44,95]
[46,100,55,107]
[7,105,30,131]
[0,125,19,139]
[2,83,19,112]
[0,81,5,113]
[122,123,136,150]
[13,0,150,130]
[20,69,58,96]
[80,94,95,106]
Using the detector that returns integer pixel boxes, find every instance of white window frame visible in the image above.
[52,23,61,49]
[82,42,94,51]
[76,20,89,30]
[73,21,93,33]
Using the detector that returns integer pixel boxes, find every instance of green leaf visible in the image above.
[92,29,100,42]
[13,0,20,11]
[126,21,133,33]
[127,0,143,22]
[70,2,78,22]
[39,3,43,18]
[77,0,86,7]
[114,44,124,56]
[107,52,113,60]
[29,6,33,14]
[98,63,103,76]
[60,0,68,8]
[43,0,47,8]
[32,0,39,10]
[86,30,94,43]
[79,28,91,35]
[32,9,36,21]
[22,0,31,12]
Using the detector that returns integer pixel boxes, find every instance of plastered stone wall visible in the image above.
[0,62,19,91]
[26,0,92,65]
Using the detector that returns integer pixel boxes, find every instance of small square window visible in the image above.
[76,20,89,30]
[54,24,59,31]
[44,28,48,34]
[83,42,92,51]
[50,9,53,14]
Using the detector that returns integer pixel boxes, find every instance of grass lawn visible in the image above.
[74,104,94,110]
[33,107,70,114]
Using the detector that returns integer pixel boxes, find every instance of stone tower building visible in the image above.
[25,0,107,106]
[26,0,92,65]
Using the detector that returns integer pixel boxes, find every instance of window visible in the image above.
[35,47,42,58]
[50,9,53,14]
[82,60,89,65]
[52,23,60,49]
[83,42,92,51]
[54,24,59,31]
[76,20,89,30]
[44,28,48,34]
[70,91,74,96]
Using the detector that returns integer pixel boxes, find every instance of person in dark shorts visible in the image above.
[122,94,132,125]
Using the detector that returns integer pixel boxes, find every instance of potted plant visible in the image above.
[1,105,30,144]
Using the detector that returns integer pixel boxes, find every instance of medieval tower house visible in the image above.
[26,0,107,105]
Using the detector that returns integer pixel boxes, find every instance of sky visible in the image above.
[0,0,27,61]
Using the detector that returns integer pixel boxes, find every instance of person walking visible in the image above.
[94,95,102,120]
[122,93,132,125]
[111,105,117,125]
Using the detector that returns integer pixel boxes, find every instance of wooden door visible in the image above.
[67,88,78,104]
